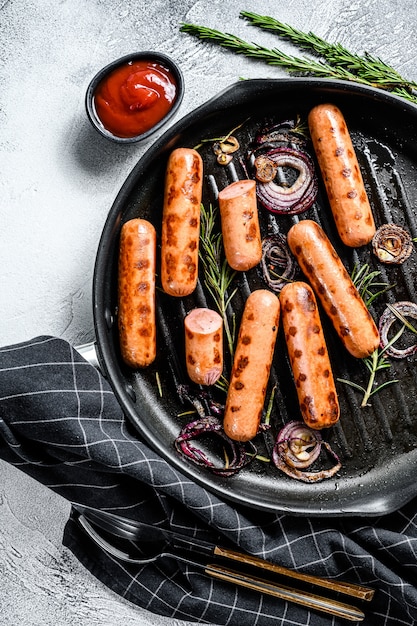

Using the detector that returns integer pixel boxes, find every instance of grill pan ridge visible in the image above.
[93,78,417,516]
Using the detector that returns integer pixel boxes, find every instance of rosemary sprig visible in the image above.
[180,23,373,86]
[180,19,417,104]
[336,262,399,406]
[215,373,230,394]
[337,326,403,407]
[240,12,417,95]
[199,203,237,357]
[350,262,395,308]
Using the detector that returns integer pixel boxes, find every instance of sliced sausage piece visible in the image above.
[161,147,203,296]
[218,179,262,271]
[280,281,340,430]
[223,289,280,442]
[118,218,156,368]
[308,103,375,247]
[287,220,380,359]
[184,308,223,386]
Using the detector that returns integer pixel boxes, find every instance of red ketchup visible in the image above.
[93,60,178,138]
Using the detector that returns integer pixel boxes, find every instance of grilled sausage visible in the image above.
[218,179,262,271]
[161,147,203,296]
[223,289,280,442]
[280,281,340,430]
[308,103,375,247]
[184,308,223,386]
[118,218,156,368]
[287,220,380,359]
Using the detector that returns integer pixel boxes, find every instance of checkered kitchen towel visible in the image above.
[1,335,417,626]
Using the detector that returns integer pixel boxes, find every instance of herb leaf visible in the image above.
[336,263,399,406]
[338,326,403,407]
[180,18,417,104]
[350,262,395,308]
[199,203,237,358]
[180,23,371,84]
[240,12,417,94]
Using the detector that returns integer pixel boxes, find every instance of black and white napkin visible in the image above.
[0,335,416,625]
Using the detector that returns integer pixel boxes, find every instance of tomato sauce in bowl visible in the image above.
[86,52,184,143]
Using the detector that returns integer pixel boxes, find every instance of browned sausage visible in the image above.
[184,308,223,386]
[118,218,156,368]
[218,179,262,271]
[308,103,375,247]
[287,220,380,359]
[223,289,280,442]
[161,147,203,296]
[280,281,340,430]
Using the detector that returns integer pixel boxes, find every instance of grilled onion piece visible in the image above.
[372,223,413,265]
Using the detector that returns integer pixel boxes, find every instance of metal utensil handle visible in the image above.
[75,504,374,605]
[214,546,374,601]
[206,564,365,622]
[78,513,365,621]
[74,341,101,370]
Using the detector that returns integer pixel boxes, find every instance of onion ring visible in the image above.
[254,118,307,149]
[174,415,253,476]
[254,147,318,215]
[379,301,417,358]
[261,233,297,292]
[372,223,413,265]
[272,421,341,483]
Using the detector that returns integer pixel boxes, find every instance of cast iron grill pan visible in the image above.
[93,79,417,516]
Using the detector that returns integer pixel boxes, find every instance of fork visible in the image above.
[72,503,373,622]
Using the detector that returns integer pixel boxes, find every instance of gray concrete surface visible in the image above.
[1,0,417,624]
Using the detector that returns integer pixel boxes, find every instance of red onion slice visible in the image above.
[379,301,417,358]
[261,233,297,293]
[174,415,252,476]
[372,224,413,265]
[272,421,341,483]
[254,147,318,215]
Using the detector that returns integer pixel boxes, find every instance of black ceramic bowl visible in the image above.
[85,51,184,144]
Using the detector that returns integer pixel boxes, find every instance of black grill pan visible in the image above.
[93,78,417,516]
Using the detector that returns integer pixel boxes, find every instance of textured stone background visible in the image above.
[1,0,417,624]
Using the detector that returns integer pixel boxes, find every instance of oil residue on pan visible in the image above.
[94,79,417,516]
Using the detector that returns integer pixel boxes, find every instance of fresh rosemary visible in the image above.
[180,23,369,83]
[240,12,417,97]
[180,15,417,104]
[337,263,397,407]
[338,327,402,408]
[199,203,237,358]
[350,262,395,308]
